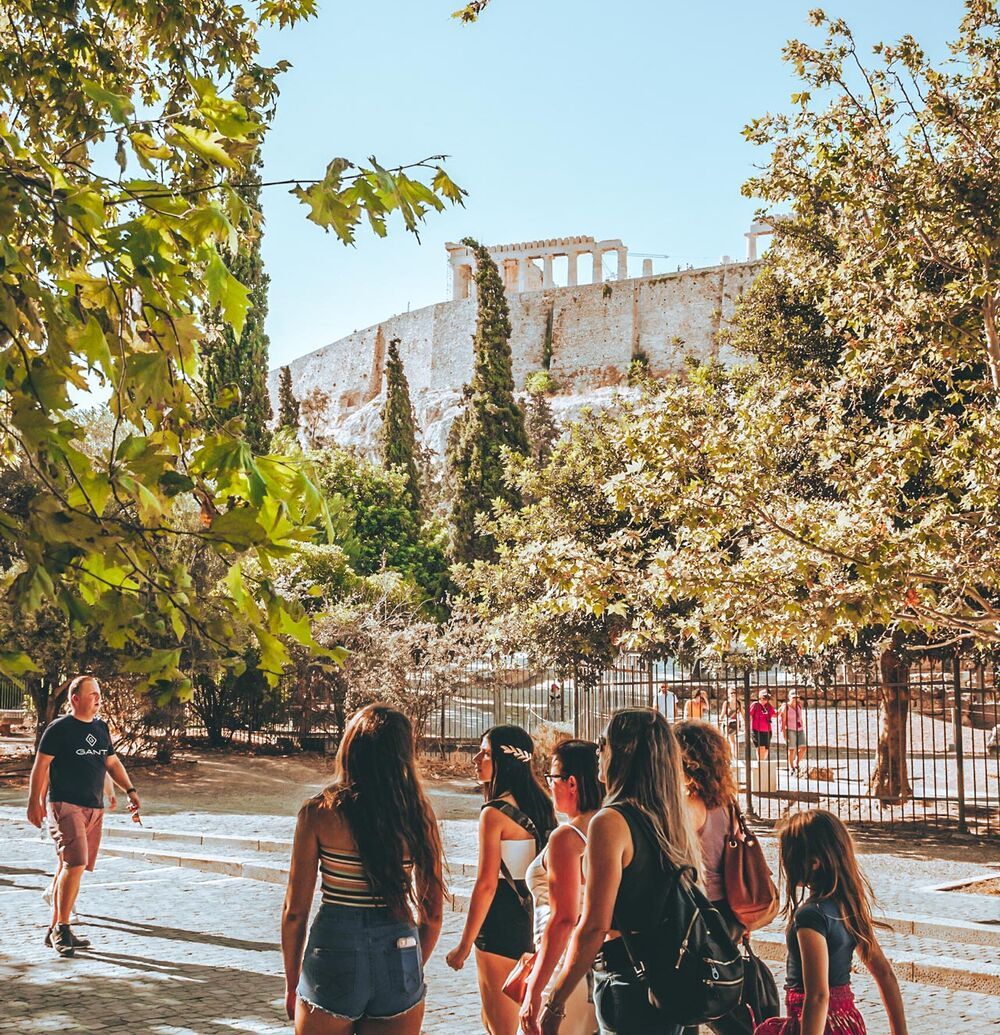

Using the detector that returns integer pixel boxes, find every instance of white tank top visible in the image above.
[525,824,588,945]
[501,838,538,881]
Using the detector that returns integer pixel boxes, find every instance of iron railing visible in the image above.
[170,651,999,838]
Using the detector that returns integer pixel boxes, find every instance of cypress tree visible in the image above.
[445,238,528,563]
[525,387,559,463]
[203,149,274,452]
[277,365,300,431]
[380,338,422,511]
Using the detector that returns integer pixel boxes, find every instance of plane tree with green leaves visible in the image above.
[0,1,464,695]
[466,4,1000,803]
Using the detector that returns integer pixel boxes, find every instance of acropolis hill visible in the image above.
[268,229,768,455]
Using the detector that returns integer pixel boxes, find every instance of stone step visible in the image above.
[442,861,1000,949]
[84,841,1000,995]
[99,821,291,854]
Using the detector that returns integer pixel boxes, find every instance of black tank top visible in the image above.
[609,802,668,932]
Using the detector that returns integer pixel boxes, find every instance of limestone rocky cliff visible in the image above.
[268,261,759,457]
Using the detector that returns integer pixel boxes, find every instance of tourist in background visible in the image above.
[684,687,710,722]
[756,809,907,1035]
[719,688,742,758]
[447,725,557,1035]
[748,689,776,761]
[674,720,752,1035]
[540,708,702,1035]
[281,705,444,1034]
[654,682,678,722]
[520,739,602,1035]
[778,689,808,774]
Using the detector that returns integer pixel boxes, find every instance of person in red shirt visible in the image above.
[748,689,776,760]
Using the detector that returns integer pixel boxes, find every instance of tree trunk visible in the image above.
[30,673,69,750]
[869,646,912,803]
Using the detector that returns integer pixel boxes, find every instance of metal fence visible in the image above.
[0,676,27,713]
[173,650,999,838]
[424,653,1000,840]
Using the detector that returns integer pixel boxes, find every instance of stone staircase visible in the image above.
[69,821,1000,997]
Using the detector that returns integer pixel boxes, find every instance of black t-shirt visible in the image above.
[785,897,857,991]
[38,715,116,809]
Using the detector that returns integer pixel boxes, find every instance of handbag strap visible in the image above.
[728,800,756,846]
[483,798,542,847]
[483,799,538,913]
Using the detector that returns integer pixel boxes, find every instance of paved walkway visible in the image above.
[4,833,998,1034]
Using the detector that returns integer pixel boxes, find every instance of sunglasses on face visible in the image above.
[544,773,569,785]
[597,734,608,752]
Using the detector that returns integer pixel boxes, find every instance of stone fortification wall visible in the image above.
[269,261,760,452]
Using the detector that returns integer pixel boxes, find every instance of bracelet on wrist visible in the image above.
[542,999,566,1018]
[126,787,137,795]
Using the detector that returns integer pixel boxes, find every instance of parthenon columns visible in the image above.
[745,220,773,261]
[444,236,629,299]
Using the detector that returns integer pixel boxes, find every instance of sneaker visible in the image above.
[50,924,75,958]
[45,925,90,949]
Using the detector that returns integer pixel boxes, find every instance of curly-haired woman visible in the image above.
[674,719,751,1035]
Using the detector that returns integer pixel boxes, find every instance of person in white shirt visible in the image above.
[654,683,677,723]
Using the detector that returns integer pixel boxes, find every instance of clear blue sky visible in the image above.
[257,0,965,370]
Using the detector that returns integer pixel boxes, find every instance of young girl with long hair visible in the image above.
[756,809,908,1035]
[447,725,557,1035]
[519,739,603,1035]
[540,708,702,1035]
[281,705,444,1035]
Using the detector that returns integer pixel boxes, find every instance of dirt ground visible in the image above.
[958,876,1000,895]
[0,745,483,822]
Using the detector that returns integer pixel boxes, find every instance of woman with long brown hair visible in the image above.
[281,705,444,1035]
[756,809,907,1035]
[540,708,701,1035]
[447,724,557,1035]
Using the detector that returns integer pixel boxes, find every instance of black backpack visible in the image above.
[617,809,744,1027]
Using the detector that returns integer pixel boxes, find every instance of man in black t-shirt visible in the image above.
[26,675,142,957]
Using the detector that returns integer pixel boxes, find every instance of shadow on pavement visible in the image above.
[79,913,281,953]
[2,955,288,1034]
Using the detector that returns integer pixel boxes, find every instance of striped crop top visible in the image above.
[319,845,413,908]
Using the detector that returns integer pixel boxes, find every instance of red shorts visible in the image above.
[47,801,104,871]
[755,985,866,1034]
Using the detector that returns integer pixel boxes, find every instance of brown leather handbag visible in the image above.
[501,950,537,1003]
[722,801,779,931]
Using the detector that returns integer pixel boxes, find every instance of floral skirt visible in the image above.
[754,985,866,1035]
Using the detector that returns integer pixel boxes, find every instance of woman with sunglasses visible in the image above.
[519,739,603,1035]
[540,708,702,1035]
[447,725,557,1035]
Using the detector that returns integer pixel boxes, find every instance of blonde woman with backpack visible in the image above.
[539,708,704,1035]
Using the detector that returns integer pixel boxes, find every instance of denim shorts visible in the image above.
[592,938,681,1035]
[297,904,425,1021]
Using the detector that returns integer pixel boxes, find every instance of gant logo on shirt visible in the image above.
[76,731,106,756]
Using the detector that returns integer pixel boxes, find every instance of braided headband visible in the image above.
[500,743,532,764]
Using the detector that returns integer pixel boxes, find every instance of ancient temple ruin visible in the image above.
[446,235,629,300]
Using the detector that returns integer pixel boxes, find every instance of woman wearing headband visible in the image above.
[447,725,557,1035]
